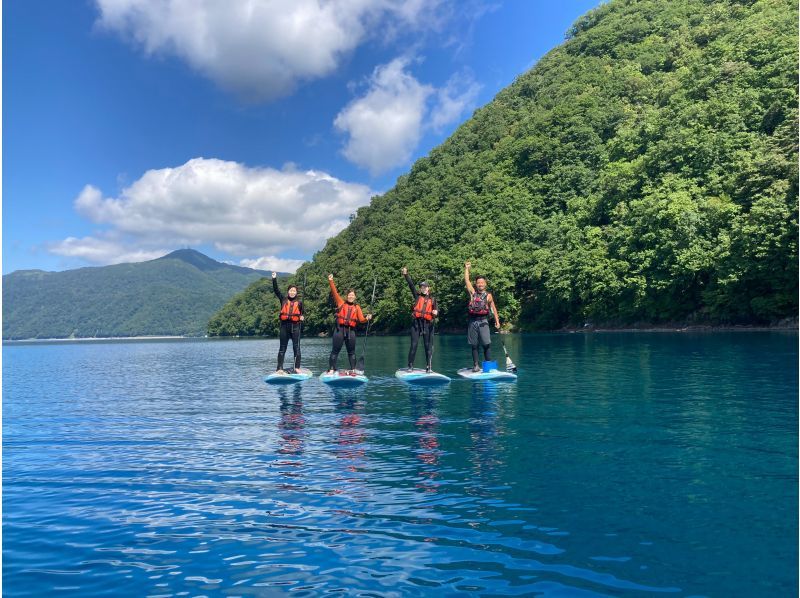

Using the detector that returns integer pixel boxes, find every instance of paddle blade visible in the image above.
[356,356,365,371]
[506,356,518,373]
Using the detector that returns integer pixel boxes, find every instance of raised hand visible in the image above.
[328,273,334,281]
[401,266,407,275]
[271,271,277,279]
[465,261,471,270]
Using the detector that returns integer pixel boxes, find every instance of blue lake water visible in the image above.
[3,332,797,596]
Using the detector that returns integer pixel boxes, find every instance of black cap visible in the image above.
[419,281,429,288]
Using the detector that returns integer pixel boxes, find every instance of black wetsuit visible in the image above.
[273,278,303,370]
[405,273,437,369]
[329,323,357,371]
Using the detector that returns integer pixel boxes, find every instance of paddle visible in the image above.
[427,271,439,372]
[499,337,518,373]
[356,276,377,372]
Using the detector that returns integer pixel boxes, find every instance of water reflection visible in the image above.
[277,385,305,459]
[331,390,367,495]
[275,385,306,492]
[409,388,445,494]
[469,382,503,479]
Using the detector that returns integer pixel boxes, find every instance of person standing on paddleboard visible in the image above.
[326,274,372,374]
[272,272,304,374]
[402,267,438,373]
[464,261,501,372]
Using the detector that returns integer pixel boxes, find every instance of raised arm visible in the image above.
[488,293,501,329]
[328,274,343,307]
[402,267,418,299]
[271,272,283,302]
[464,261,475,295]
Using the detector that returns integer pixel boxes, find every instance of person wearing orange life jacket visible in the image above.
[464,261,501,372]
[402,267,438,373]
[272,272,304,374]
[326,274,372,374]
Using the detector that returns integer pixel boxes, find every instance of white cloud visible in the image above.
[49,235,168,265]
[239,256,306,274]
[334,58,432,175]
[51,158,374,266]
[94,0,450,101]
[334,59,480,174]
[430,71,481,131]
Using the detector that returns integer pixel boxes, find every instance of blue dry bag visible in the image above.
[482,360,498,372]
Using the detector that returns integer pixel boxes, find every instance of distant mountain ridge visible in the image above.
[3,249,273,339]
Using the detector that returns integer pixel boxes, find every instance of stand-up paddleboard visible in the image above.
[457,368,518,382]
[264,368,314,384]
[395,368,451,385]
[320,370,368,387]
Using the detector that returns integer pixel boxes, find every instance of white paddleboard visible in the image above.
[264,368,314,384]
[320,370,368,386]
[395,368,451,384]
[457,368,518,382]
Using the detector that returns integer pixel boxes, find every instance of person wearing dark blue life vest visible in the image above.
[272,272,304,373]
[464,261,501,372]
[402,267,438,373]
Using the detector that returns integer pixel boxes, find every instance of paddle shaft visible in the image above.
[357,276,378,370]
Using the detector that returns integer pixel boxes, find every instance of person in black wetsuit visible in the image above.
[272,272,304,373]
[464,261,501,372]
[402,267,438,373]
[325,274,372,374]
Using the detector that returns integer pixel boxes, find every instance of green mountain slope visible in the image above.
[211,0,798,334]
[3,249,269,339]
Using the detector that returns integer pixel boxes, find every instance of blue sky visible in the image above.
[3,0,602,274]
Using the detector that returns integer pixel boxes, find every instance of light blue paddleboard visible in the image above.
[395,368,451,385]
[264,368,314,384]
[320,370,368,386]
[457,368,518,382]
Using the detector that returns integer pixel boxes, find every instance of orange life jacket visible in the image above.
[412,295,434,321]
[336,303,359,328]
[280,299,302,322]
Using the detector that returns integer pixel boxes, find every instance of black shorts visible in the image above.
[467,318,491,346]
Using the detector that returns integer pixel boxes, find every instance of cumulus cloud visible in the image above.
[94,0,450,101]
[429,71,481,132]
[238,256,306,274]
[51,158,374,266]
[334,58,433,176]
[335,59,480,174]
[49,235,168,265]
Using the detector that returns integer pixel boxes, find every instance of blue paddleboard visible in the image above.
[457,368,517,382]
[395,368,451,385]
[264,368,314,384]
[320,370,368,386]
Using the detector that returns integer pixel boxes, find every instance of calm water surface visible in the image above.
[3,332,797,596]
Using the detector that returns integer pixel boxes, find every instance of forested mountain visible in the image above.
[211,0,797,335]
[3,249,268,339]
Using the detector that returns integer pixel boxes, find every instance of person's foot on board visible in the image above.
[407,366,414,373]
[426,367,432,374]
[276,369,286,375]
[472,364,481,373]
[325,369,335,375]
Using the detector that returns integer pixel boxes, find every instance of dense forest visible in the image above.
[209,0,798,336]
[3,250,267,339]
